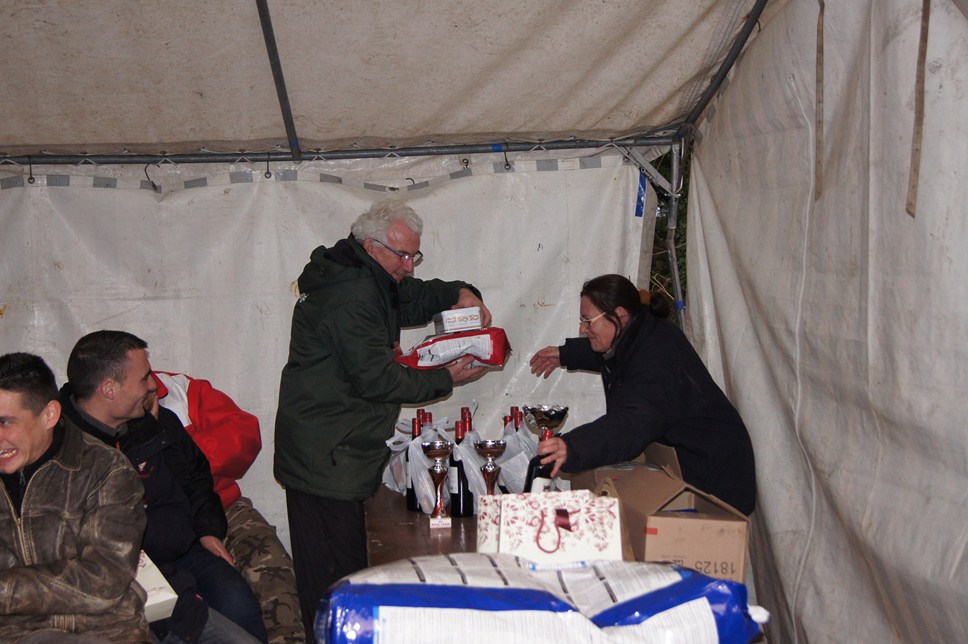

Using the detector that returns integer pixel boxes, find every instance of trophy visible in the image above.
[522,405,570,436]
[473,439,507,495]
[421,440,454,524]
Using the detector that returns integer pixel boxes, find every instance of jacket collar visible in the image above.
[321,234,400,302]
[603,312,652,380]
[51,419,85,471]
[58,383,160,450]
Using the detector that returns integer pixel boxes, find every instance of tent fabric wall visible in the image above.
[0,0,789,155]
[0,151,650,552]
[687,0,968,641]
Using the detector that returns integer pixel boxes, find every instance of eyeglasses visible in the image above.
[369,239,424,266]
[578,311,607,329]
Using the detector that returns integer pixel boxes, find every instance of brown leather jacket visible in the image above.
[0,419,150,642]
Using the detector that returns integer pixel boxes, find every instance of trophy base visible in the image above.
[429,516,452,529]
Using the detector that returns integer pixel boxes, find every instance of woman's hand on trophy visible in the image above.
[529,346,561,378]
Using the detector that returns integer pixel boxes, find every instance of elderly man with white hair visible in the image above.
[274,200,493,642]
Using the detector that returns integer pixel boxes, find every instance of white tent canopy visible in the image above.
[0,0,784,156]
[2,1,967,642]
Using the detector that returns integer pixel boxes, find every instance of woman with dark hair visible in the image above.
[529,274,756,515]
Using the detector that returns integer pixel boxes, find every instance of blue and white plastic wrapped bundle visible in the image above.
[316,553,767,643]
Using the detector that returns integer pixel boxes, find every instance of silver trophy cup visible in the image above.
[473,439,507,495]
[522,405,569,436]
[421,440,454,518]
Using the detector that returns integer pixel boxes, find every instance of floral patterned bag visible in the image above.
[477,490,623,566]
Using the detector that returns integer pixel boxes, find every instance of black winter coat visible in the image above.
[59,385,227,562]
[558,312,757,515]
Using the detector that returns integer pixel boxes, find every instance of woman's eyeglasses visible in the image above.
[578,311,606,329]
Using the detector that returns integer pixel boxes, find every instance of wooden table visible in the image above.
[365,486,477,566]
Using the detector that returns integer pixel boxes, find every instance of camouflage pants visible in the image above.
[225,496,306,644]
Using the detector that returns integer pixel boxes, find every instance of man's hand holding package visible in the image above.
[446,354,487,384]
[453,288,492,327]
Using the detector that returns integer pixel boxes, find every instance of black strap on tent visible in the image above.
[905,0,931,218]
[814,0,825,203]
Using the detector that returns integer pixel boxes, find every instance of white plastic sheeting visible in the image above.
[0,150,650,555]
[687,0,968,642]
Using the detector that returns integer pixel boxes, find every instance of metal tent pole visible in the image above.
[666,142,686,327]
[256,0,302,161]
[0,135,678,166]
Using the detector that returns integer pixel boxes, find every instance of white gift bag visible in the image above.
[477,490,623,566]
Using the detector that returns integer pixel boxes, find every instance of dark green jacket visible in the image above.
[274,235,476,501]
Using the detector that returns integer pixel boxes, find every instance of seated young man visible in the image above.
[152,370,304,644]
[58,331,267,643]
[0,352,148,643]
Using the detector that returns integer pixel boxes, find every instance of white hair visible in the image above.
[351,200,424,243]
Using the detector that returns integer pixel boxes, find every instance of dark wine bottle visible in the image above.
[448,420,474,517]
[406,416,422,511]
[492,414,513,493]
[524,428,555,493]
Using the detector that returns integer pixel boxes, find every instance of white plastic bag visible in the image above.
[496,418,539,493]
[381,418,416,494]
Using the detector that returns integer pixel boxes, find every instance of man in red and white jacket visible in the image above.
[154,372,304,644]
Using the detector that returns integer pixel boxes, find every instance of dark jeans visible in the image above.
[286,488,367,644]
[153,607,260,644]
[173,543,268,643]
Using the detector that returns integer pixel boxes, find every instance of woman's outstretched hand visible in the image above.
[529,345,561,379]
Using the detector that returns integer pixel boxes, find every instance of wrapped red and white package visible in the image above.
[395,327,511,369]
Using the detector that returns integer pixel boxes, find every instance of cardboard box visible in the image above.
[433,306,482,334]
[566,443,681,492]
[570,445,749,583]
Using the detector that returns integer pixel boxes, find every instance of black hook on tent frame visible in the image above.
[265,158,272,179]
[503,150,511,171]
[27,157,35,184]
[143,163,160,192]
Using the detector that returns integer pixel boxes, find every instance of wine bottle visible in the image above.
[448,420,474,517]
[502,414,514,436]
[523,427,555,493]
[406,416,422,511]
[460,406,472,434]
